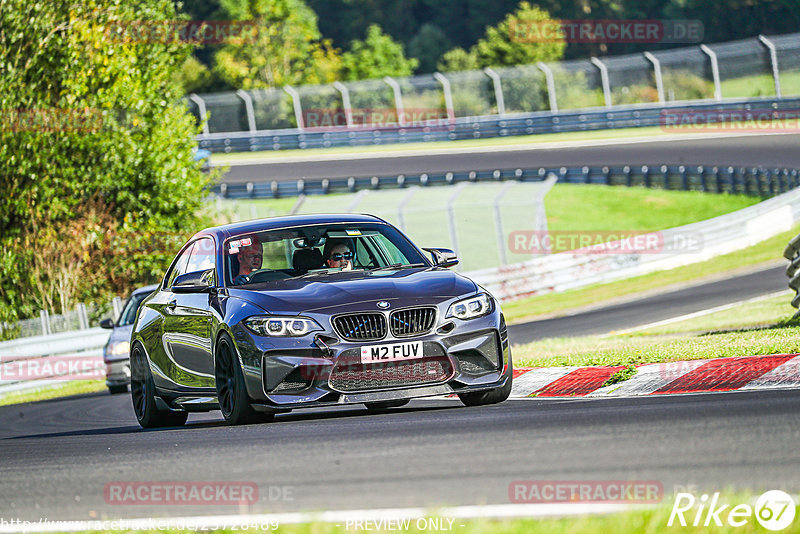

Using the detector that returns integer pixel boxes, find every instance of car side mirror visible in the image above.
[172,269,216,293]
[100,318,115,329]
[422,247,459,268]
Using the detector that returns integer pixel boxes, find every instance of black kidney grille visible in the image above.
[333,313,387,341]
[389,307,436,337]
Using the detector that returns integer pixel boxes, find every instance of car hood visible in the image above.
[227,267,477,314]
[107,325,134,345]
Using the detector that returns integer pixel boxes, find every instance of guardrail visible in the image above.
[215,162,800,200]
[0,328,107,394]
[199,96,800,154]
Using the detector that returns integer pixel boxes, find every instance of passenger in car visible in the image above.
[233,235,262,284]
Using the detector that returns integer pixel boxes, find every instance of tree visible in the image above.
[212,0,341,89]
[340,24,419,81]
[438,48,481,72]
[436,2,564,71]
[472,1,565,67]
[408,23,453,74]
[0,0,215,323]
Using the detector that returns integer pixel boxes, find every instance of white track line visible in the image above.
[213,131,797,167]
[606,290,791,336]
[0,503,649,533]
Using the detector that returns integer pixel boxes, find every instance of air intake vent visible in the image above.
[389,307,436,338]
[333,313,387,341]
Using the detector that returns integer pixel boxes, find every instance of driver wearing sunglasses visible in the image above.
[324,240,354,271]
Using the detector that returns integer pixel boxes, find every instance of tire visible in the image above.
[108,384,128,395]
[458,354,513,407]
[215,333,273,425]
[130,343,188,429]
[365,399,410,411]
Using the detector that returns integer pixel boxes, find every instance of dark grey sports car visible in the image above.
[130,214,512,428]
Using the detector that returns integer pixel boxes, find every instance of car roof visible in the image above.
[192,213,387,241]
[132,284,160,295]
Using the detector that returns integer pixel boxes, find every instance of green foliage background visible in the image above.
[0,0,216,323]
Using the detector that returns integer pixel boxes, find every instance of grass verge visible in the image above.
[512,292,800,368]
[502,223,798,324]
[0,380,108,407]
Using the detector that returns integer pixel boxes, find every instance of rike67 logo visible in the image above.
[669,490,796,531]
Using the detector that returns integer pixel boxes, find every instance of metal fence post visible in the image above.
[397,187,419,233]
[188,93,210,136]
[112,296,123,320]
[433,72,455,122]
[39,310,50,336]
[333,81,354,127]
[590,57,612,108]
[758,35,782,98]
[492,182,515,265]
[643,52,665,104]
[446,183,468,268]
[536,62,558,112]
[77,303,89,330]
[484,68,507,116]
[700,45,722,101]
[236,89,257,133]
[383,76,405,126]
[283,85,305,130]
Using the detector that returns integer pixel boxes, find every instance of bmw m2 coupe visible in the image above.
[130,214,512,428]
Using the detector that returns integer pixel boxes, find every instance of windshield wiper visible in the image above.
[369,263,426,272]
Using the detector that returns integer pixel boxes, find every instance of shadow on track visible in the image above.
[4,402,460,440]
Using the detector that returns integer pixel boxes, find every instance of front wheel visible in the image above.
[108,384,128,395]
[458,355,513,407]
[130,344,188,429]
[215,333,272,425]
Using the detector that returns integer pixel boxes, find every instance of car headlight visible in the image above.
[244,316,323,337]
[446,293,493,320]
[108,341,130,356]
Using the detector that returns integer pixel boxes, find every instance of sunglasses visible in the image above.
[330,252,353,261]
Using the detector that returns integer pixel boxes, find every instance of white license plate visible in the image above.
[360,341,424,364]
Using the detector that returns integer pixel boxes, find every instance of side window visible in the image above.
[185,237,216,275]
[165,243,195,289]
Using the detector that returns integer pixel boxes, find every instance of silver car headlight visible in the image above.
[244,316,323,337]
[107,341,130,356]
[446,293,493,320]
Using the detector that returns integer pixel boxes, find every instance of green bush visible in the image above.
[0,0,217,323]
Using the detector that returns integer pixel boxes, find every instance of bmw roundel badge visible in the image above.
[377,301,390,309]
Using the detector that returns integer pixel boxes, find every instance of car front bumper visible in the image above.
[236,307,511,410]
[105,359,130,387]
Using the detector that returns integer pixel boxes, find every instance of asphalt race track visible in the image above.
[3,133,799,524]
[507,264,787,344]
[220,133,800,183]
[2,390,800,521]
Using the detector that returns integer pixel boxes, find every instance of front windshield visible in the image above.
[225,223,428,286]
[117,291,152,326]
